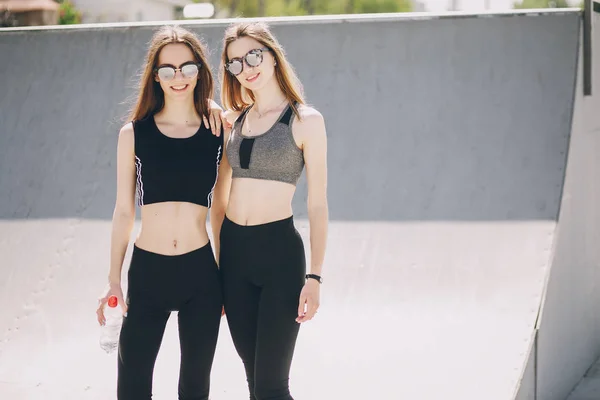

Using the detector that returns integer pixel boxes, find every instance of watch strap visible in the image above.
[306,273,323,283]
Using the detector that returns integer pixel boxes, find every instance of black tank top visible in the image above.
[132,115,223,208]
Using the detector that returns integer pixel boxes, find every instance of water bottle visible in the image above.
[99,295,123,354]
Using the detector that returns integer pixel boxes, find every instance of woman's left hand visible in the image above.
[296,279,320,323]
[203,100,232,137]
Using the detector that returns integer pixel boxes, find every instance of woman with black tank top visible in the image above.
[210,21,329,400]
[95,25,227,400]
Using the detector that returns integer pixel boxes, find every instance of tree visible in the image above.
[56,0,82,25]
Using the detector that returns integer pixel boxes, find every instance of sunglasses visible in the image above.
[225,47,270,76]
[155,62,201,81]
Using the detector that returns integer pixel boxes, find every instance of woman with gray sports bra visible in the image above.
[210,21,329,400]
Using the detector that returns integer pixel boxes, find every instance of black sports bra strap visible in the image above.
[279,102,297,126]
[236,106,252,125]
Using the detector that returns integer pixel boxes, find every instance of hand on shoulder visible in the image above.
[223,109,242,127]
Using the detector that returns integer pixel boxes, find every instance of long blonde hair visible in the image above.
[219,21,304,119]
[128,25,213,122]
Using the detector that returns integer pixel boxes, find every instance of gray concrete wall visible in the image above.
[534,10,600,400]
[0,12,579,222]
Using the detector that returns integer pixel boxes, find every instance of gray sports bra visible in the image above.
[226,103,304,185]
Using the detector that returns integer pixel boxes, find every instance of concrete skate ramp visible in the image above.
[516,8,600,400]
[0,10,594,400]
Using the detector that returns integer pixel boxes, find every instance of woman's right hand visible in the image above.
[96,282,127,326]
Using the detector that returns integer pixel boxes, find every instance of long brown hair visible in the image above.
[219,21,305,119]
[128,25,213,122]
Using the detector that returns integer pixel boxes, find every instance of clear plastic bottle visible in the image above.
[99,295,123,354]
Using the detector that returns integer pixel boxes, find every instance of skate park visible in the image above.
[1,6,600,400]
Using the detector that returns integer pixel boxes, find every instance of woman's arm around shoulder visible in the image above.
[210,124,233,264]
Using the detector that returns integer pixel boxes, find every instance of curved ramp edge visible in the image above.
[529,9,600,400]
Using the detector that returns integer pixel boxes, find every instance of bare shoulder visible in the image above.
[119,122,134,135]
[117,122,135,148]
[298,104,324,121]
[294,104,326,137]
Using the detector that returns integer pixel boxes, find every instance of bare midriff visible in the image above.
[134,201,210,255]
[226,178,296,226]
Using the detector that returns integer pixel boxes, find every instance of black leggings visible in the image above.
[219,215,306,400]
[117,243,222,400]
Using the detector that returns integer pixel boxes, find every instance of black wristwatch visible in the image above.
[306,274,323,284]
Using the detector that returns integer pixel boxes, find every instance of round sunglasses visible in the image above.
[155,62,201,81]
[225,47,270,76]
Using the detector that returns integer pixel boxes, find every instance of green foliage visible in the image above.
[512,0,571,8]
[202,0,413,17]
[354,0,413,13]
[57,0,82,25]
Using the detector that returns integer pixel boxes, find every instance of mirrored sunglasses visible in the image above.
[226,47,270,76]
[155,62,201,81]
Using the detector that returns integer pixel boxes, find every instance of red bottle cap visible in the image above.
[108,296,118,308]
